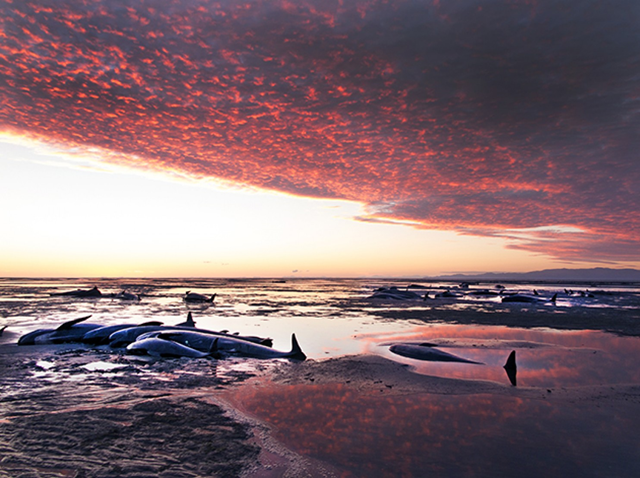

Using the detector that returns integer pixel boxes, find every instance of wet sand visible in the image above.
[1,305,640,477]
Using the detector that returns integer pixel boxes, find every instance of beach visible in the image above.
[1,278,640,477]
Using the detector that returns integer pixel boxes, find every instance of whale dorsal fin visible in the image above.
[56,315,92,330]
[504,350,517,370]
[184,312,196,327]
[504,350,517,386]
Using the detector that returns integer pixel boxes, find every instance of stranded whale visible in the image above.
[108,313,272,348]
[126,336,219,358]
[50,286,102,298]
[389,343,482,364]
[184,291,216,303]
[81,321,164,345]
[18,315,100,345]
[148,330,306,361]
[112,290,141,301]
[502,293,557,304]
[368,287,423,300]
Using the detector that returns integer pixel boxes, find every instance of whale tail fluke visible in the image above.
[288,333,306,361]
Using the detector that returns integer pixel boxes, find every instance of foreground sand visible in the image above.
[1,305,640,477]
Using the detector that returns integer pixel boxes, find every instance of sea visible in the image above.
[1,277,640,477]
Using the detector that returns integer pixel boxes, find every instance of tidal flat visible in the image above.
[1,278,639,477]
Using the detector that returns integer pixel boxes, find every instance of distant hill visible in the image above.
[433,267,640,282]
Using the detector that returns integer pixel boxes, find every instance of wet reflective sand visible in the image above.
[231,381,640,478]
[1,278,639,476]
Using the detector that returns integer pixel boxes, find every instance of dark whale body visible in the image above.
[184,291,216,303]
[389,343,482,364]
[502,293,557,304]
[148,330,306,361]
[81,321,163,344]
[50,286,102,298]
[18,316,100,345]
[108,313,272,348]
[368,287,422,300]
[126,337,215,358]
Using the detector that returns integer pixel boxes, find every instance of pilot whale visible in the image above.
[502,293,557,304]
[368,287,422,300]
[108,313,271,348]
[184,291,216,303]
[109,324,191,348]
[50,286,102,298]
[149,330,306,361]
[81,321,163,344]
[126,336,219,358]
[18,315,99,345]
[389,343,482,364]
[112,290,140,301]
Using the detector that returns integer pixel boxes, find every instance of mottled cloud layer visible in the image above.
[2,0,639,261]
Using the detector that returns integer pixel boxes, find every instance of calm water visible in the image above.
[2,278,640,477]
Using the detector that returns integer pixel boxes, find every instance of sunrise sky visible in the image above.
[1,0,639,277]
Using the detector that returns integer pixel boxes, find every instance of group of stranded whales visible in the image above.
[17,312,306,361]
[13,284,529,383]
[369,285,565,304]
[49,286,217,303]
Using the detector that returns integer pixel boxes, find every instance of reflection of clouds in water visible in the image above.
[235,383,640,478]
[363,325,640,387]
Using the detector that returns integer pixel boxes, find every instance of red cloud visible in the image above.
[1,0,639,262]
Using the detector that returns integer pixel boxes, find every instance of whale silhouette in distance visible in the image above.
[50,286,102,298]
[126,336,220,359]
[151,330,306,361]
[502,293,557,304]
[368,287,423,300]
[389,343,482,364]
[18,315,99,345]
[504,350,518,386]
[112,290,140,301]
[184,291,216,303]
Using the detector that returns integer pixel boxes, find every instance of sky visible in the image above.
[1,0,639,277]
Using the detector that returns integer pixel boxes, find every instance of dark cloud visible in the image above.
[1,0,638,261]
